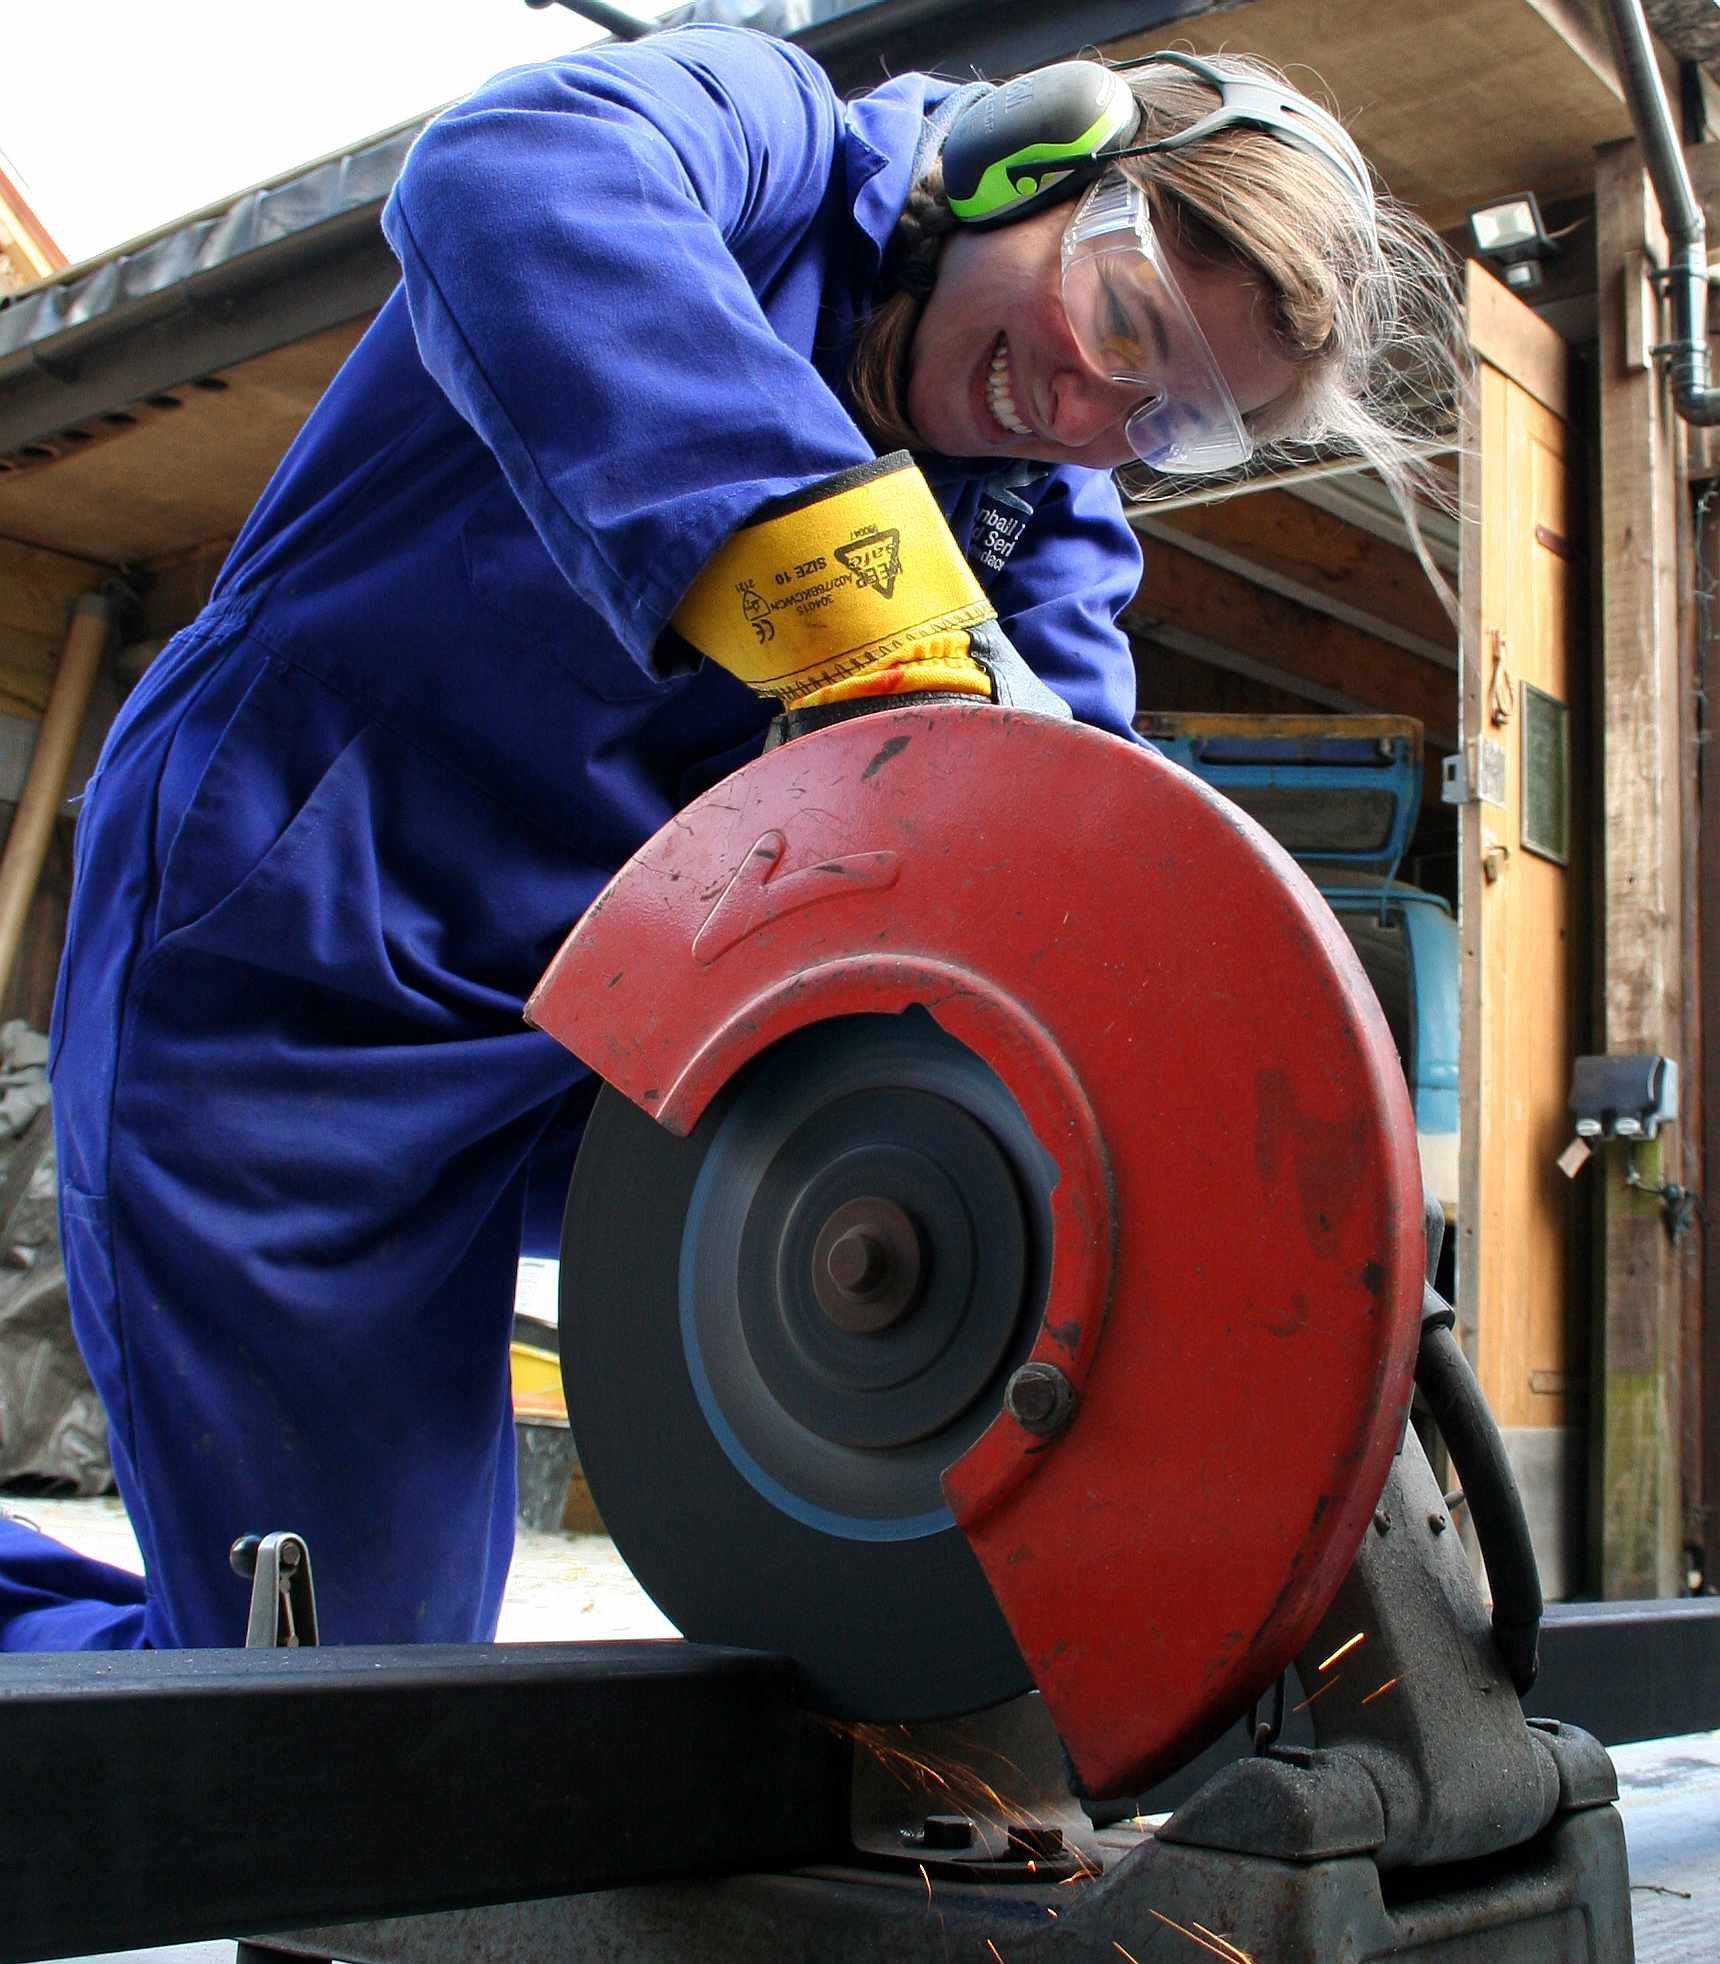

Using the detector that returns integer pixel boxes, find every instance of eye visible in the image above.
[1095,267,1149,370]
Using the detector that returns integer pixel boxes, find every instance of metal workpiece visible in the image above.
[252,1668,1639,1964]
[0,1641,847,1964]
[1530,1596,1720,1744]
[1415,1311,1544,1693]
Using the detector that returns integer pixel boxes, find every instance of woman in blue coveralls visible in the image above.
[0,25,1461,1648]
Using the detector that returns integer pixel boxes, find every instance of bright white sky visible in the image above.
[0,1,686,266]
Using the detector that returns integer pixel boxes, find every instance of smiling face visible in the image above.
[903,195,1301,468]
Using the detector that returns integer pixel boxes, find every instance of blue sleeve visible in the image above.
[381,26,876,667]
[992,467,1146,743]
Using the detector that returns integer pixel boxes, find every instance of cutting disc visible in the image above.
[560,1008,1050,1717]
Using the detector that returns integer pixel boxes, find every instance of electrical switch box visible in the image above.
[1567,1053,1679,1142]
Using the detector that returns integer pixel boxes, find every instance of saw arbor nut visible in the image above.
[811,1196,924,1333]
[531,703,1425,1798]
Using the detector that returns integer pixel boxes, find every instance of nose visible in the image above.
[1046,363,1133,452]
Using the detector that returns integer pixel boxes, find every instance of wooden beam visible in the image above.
[1641,0,1720,67]
[1594,136,1692,1599]
[0,163,66,290]
[0,535,112,643]
[1704,492,1720,1590]
[1126,538,1458,749]
[1519,0,1673,105]
[0,537,114,719]
[1133,489,1457,668]
[0,321,367,565]
[1678,438,1708,1572]
[1468,260,1571,422]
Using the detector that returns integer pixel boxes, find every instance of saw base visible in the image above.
[251,1757,1632,1964]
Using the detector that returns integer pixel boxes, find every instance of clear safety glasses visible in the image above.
[1059,173,1252,477]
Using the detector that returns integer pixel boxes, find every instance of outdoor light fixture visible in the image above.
[1467,193,1559,293]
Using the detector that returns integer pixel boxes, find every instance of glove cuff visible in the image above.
[670,453,994,707]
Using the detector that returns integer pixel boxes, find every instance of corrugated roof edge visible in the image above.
[0,116,433,372]
[0,0,880,371]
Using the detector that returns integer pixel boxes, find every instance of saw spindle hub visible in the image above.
[811,1196,923,1333]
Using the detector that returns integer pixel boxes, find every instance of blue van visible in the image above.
[1137,713,1459,1225]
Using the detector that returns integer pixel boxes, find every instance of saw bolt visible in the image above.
[1004,1361,1075,1438]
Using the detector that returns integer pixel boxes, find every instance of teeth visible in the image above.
[986,334,1033,438]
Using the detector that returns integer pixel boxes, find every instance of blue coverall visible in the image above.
[0,25,1143,1651]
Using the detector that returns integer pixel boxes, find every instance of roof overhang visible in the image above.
[0,0,1680,569]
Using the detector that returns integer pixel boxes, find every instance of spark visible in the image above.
[1115,1946,1142,1964]
[1193,1922,1256,1964]
[918,1863,932,1908]
[1317,1631,1366,1672]
[1147,1909,1243,1962]
[831,1719,1049,1838]
[985,1941,1008,1964]
[1291,1677,1340,1714]
[1046,1907,1059,1919]
[1361,1675,1403,1706]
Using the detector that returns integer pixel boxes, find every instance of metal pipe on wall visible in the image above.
[524,0,657,38]
[1600,0,1720,425]
[0,590,115,1009]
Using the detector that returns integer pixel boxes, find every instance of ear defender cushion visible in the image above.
[943,63,1140,226]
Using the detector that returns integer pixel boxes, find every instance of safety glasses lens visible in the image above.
[1059,178,1252,476]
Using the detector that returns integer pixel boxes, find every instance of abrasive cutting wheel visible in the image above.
[561,1009,1050,1718]
[532,703,1426,1799]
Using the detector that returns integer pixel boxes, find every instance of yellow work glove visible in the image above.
[670,452,1070,722]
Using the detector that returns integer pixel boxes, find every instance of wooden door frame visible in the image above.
[1458,261,1587,1595]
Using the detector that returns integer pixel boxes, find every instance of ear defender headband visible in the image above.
[941,52,1376,235]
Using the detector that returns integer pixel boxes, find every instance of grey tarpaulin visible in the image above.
[0,1026,111,1496]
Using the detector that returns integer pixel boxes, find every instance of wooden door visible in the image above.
[1456,263,1586,1598]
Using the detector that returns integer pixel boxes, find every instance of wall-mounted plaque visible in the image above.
[1520,683,1570,865]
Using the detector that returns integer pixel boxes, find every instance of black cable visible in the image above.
[1415,1303,1543,1693]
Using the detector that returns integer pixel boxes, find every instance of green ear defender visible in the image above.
[941,53,1376,233]
[942,62,1140,227]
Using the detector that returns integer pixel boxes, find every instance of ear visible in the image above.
[942,63,1139,228]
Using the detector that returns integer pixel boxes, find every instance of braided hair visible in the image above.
[846,165,958,454]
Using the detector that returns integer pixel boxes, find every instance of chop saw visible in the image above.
[525,699,1635,1961]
